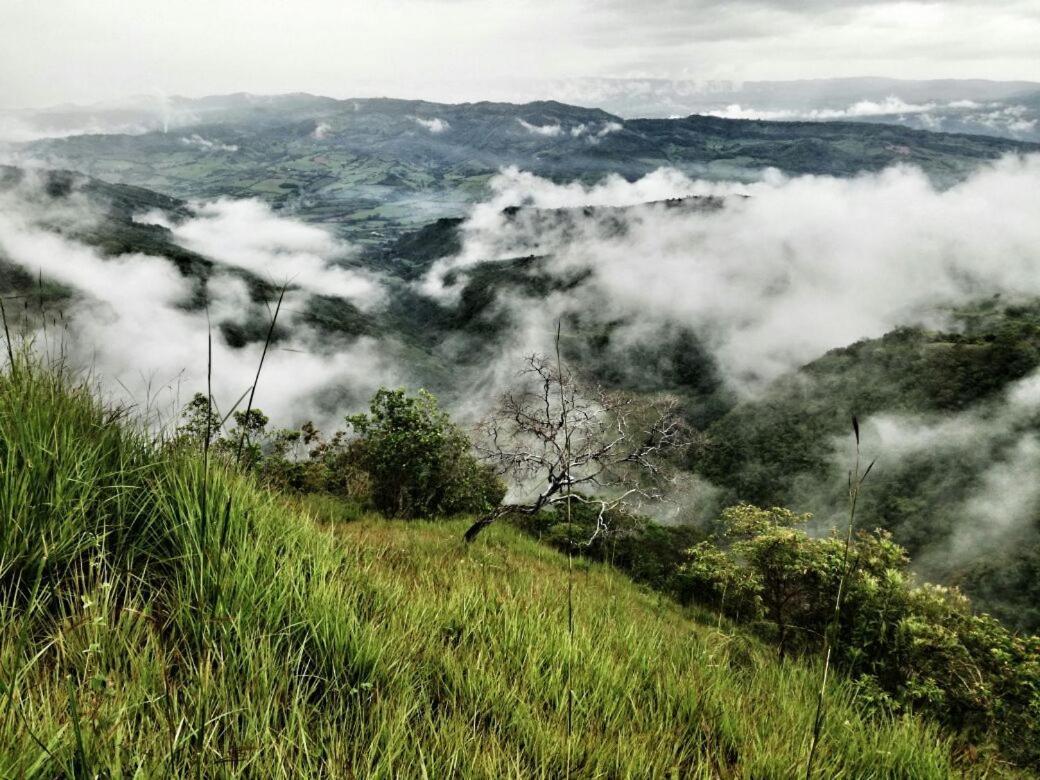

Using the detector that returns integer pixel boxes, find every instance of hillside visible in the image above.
[684,300,1040,632]
[15,95,1038,245]
[0,358,1012,778]
[4,161,1040,639]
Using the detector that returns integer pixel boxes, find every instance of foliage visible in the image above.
[175,392,369,500]
[674,503,1040,768]
[0,357,983,777]
[347,387,504,518]
[689,304,1040,633]
[177,386,502,518]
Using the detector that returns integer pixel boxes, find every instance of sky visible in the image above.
[2,0,1040,109]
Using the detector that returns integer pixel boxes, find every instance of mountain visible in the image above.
[12,95,1037,245]
[6,136,1040,636]
[0,359,1017,777]
[548,77,1040,142]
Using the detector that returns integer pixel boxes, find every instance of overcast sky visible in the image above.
[2,0,1039,108]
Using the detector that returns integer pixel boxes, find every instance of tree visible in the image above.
[720,504,828,659]
[176,392,222,446]
[464,353,686,542]
[347,388,504,518]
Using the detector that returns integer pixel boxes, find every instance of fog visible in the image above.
[0,174,397,431]
[3,154,1040,556]
[425,155,1040,391]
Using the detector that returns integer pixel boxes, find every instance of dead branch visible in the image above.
[465,354,686,542]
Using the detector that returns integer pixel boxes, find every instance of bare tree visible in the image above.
[463,353,686,542]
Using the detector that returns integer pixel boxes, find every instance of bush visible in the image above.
[676,503,1040,767]
[510,498,706,592]
[347,388,504,518]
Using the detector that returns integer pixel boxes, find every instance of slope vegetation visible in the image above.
[0,359,999,777]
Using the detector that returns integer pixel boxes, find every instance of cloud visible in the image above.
[517,119,623,141]
[179,134,238,152]
[518,119,563,137]
[412,116,450,133]
[843,368,1040,565]
[422,155,1040,391]
[967,104,1038,136]
[0,180,397,429]
[155,198,383,305]
[706,95,938,121]
[3,1,1039,112]
[312,121,332,140]
[566,120,624,142]
[0,113,152,144]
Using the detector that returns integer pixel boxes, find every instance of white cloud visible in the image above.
[0,183,396,429]
[706,95,938,121]
[518,118,563,137]
[423,155,1040,391]
[845,368,1040,564]
[179,134,238,152]
[567,120,624,142]
[168,198,383,306]
[412,116,449,133]
[968,104,1038,137]
[312,121,332,140]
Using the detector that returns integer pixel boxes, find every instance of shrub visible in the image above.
[347,388,504,518]
[677,503,1040,767]
[510,498,706,592]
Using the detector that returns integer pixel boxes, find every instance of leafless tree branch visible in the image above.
[465,354,687,542]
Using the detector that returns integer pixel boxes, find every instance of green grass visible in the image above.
[0,358,1021,777]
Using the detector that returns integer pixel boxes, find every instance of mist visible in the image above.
[0,174,398,432]
[424,155,1040,392]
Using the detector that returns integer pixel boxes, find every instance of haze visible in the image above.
[2,0,1040,109]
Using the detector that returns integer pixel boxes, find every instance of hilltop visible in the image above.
[0,359,1017,777]
[13,94,1037,244]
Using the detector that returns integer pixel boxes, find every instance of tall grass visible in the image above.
[805,417,875,778]
[0,358,1014,777]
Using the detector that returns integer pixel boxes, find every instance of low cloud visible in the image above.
[0,179,396,430]
[153,198,383,305]
[843,369,1040,566]
[706,95,938,121]
[179,134,238,152]
[412,116,450,133]
[518,119,563,136]
[517,119,625,141]
[423,155,1040,391]
[568,120,624,142]
[702,96,1040,141]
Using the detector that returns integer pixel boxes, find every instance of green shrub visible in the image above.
[676,503,1040,768]
[347,388,504,518]
[510,499,706,591]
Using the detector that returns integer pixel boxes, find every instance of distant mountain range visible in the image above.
[6,94,1036,245]
[547,77,1040,137]
[4,77,1039,145]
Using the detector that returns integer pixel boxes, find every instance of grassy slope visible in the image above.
[0,362,1017,777]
